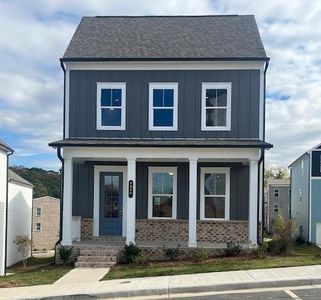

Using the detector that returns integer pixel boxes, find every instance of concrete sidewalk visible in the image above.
[0,265,320,299]
[53,268,109,285]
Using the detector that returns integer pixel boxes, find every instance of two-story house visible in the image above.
[50,15,272,265]
[289,143,321,245]
[266,178,290,233]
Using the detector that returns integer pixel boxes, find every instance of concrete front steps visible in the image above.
[74,238,125,268]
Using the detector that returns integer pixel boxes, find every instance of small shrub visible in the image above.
[267,239,288,255]
[272,215,298,255]
[224,242,242,257]
[133,254,150,267]
[163,244,181,261]
[192,247,208,262]
[124,243,141,263]
[14,235,32,268]
[251,242,268,258]
[59,246,73,265]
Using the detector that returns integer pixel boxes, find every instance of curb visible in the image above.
[42,277,321,299]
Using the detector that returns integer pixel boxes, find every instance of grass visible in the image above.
[0,256,72,288]
[103,245,321,280]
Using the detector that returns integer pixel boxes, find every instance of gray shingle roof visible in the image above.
[63,15,267,61]
[0,140,14,153]
[49,138,272,149]
[8,169,33,187]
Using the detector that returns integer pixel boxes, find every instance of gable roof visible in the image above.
[0,140,14,153]
[62,15,268,62]
[289,142,321,168]
[8,169,33,188]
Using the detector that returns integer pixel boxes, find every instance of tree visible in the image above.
[265,166,289,186]
[14,235,32,268]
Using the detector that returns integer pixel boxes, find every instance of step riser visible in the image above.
[77,256,117,262]
[80,250,120,256]
[75,262,116,268]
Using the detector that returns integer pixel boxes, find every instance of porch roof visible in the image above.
[49,138,272,149]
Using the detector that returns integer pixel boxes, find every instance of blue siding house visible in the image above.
[289,143,321,244]
[50,15,272,266]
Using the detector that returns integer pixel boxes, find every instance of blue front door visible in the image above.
[99,172,123,236]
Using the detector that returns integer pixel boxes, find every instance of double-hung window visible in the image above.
[274,204,279,213]
[36,207,41,217]
[200,168,230,220]
[201,82,231,131]
[149,83,178,130]
[148,167,177,219]
[97,82,126,130]
[35,223,41,232]
[274,188,279,198]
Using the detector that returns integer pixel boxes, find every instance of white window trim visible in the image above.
[148,82,178,131]
[200,167,230,221]
[36,207,42,217]
[35,223,41,232]
[148,166,177,219]
[96,82,126,130]
[201,82,232,131]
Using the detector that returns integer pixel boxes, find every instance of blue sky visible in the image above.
[0,0,320,170]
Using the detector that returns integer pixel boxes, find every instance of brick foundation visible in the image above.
[136,219,249,244]
[136,219,188,242]
[81,218,93,240]
[197,220,248,243]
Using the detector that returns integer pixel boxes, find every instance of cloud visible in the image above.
[0,0,320,170]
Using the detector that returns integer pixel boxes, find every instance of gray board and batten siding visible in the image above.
[72,161,249,221]
[69,69,260,139]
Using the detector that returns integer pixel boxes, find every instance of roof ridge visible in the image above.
[90,15,245,18]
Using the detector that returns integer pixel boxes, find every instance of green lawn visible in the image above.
[104,245,321,280]
[0,256,71,288]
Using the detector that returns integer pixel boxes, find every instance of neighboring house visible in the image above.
[289,143,321,244]
[32,196,60,251]
[0,141,13,276]
[49,15,272,261]
[266,178,290,233]
[7,169,33,267]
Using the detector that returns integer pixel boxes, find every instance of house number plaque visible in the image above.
[128,180,134,198]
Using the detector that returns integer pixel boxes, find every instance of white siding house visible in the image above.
[7,170,33,267]
[0,141,13,276]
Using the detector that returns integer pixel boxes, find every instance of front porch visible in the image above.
[61,146,262,252]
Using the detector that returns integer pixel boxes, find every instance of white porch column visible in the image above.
[249,159,258,246]
[126,158,136,245]
[61,157,73,246]
[188,158,198,247]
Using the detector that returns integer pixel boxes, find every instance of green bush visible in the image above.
[163,244,181,261]
[59,246,73,265]
[251,242,268,258]
[267,239,288,255]
[133,254,150,266]
[192,247,208,262]
[271,215,298,255]
[124,243,141,263]
[224,242,242,257]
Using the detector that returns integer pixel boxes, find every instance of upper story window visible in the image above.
[96,82,126,130]
[148,167,177,219]
[273,189,279,198]
[200,167,230,220]
[36,207,41,217]
[149,83,178,131]
[201,82,231,131]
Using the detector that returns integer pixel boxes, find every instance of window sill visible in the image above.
[97,126,125,131]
